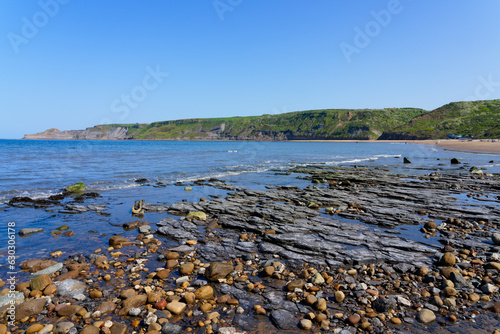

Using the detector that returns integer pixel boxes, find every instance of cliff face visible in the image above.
[23,127,130,140]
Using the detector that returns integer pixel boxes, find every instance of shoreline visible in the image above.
[290,139,500,154]
[16,137,500,154]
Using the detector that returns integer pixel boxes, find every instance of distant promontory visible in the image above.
[24,100,500,141]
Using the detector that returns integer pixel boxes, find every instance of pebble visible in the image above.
[348,314,361,325]
[334,290,345,303]
[195,286,214,300]
[80,325,100,334]
[180,263,195,275]
[491,233,500,246]
[286,279,304,291]
[89,290,103,299]
[264,266,275,276]
[26,324,44,334]
[300,319,313,330]
[15,298,47,319]
[53,322,74,334]
[167,301,187,315]
[441,252,456,266]
[417,309,436,323]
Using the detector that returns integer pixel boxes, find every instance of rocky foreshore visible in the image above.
[1,165,500,334]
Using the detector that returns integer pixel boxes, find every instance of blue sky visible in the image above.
[1,1,500,139]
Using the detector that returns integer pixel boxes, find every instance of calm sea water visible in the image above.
[0,139,499,277]
[1,139,499,202]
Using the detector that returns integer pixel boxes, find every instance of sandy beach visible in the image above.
[291,139,500,154]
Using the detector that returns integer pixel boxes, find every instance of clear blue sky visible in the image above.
[1,0,500,139]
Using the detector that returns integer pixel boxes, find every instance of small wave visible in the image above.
[373,154,401,158]
[0,189,63,204]
[325,157,376,165]
[227,150,237,153]
[89,183,141,191]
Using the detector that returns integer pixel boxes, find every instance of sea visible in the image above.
[1,139,499,279]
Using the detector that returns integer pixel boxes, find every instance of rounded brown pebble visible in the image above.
[469,293,480,302]
[81,325,100,334]
[166,252,179,260]
[155,299,167,310]
[166,259,178,269]
[156,269,170,279]
[417,309,436,323]
[195,286,214,300]
[264,266,275,276]
[90,290,103,299]
[316,313,327,323]
[316,298,327,311]
[300,319,312,330]
[391,317,402,325]
[444,287,457,297]
[179,263,195,275]
[441,252,456,266]
[306,294,317,305]
[43,284,57,295]
[200,303,213,312]
[286,279,304,291]
[26,324,43,334]
[184,292,196,304]
[348,314,361,325]
[334,291,345,303]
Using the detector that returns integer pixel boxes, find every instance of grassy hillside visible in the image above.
[24,99,500,140]
[99,108,426,140]
[379,100,500,139]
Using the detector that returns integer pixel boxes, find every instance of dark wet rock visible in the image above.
[157,217,178,226]
[403,157,411,164]
[109,236,132,247]
[373,296,397,312]
[110,323,127,334]
[492,233,500,246]
[54,321,75,334]
[157,220,199,241]
[19,228,43,236]
[168,202,197,215]
[80,325,100,334]
[450,158,461,165]
[58,305,83,316]
[21,259,59,273]
[417,309,436,323]
[119,294,147,316]
[270,309,297,330]
[8,196,34,206]
[206,262,234,281]
[15,298,46,320]
[94,301,116,315]
[394,263,414,273]
[168,245,195,255]
[123,220,149,231]
[63,204,88,213]
[449,271,472,290]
